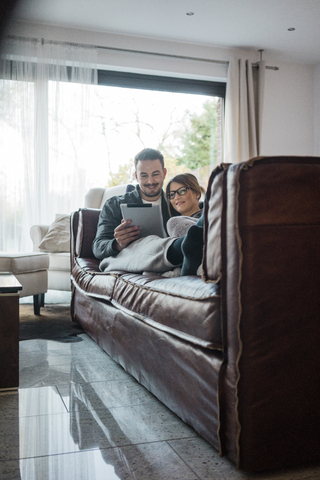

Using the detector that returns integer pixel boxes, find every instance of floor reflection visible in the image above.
[19,450,121,480]
[0,328,318,479]
[15,336,198,479]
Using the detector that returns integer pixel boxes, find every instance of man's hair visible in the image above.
[134,148,164,170]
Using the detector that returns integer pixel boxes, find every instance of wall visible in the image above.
[8,21,317,157]
[261,60,314,156]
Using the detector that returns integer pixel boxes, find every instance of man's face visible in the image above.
[135,159,167,201]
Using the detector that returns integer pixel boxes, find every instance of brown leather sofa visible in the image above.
[70,156,320,472]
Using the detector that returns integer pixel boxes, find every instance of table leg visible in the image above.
[0,293,19,390]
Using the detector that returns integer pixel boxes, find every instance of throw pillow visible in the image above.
[38,215,70,253]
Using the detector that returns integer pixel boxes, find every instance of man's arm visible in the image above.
[92,196,140,259]
[92,199,121,259]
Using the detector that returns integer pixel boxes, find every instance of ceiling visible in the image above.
[11,0,320,64]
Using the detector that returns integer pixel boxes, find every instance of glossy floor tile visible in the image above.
[0,443,201,480]
[0,321,319,479]
[16,403,196,459]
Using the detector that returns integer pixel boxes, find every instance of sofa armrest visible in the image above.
[30,225,49,252]
[75,208,100,258]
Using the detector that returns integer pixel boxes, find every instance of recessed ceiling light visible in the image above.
[288,27,295,31]
[186,12,194,16]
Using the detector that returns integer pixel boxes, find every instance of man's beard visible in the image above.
[140,184,162,198]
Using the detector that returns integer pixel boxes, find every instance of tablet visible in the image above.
[120,203,166,238]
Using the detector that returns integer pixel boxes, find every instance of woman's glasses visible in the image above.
[166,186,189,200]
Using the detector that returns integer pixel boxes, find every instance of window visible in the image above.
[95,70,225,188]
[1,59,225,251]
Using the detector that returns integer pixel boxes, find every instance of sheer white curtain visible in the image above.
[0,37,97,252]
[223,57,265,164]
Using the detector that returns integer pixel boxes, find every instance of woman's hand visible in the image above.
[114,219,140,251]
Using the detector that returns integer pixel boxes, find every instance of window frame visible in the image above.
[98,69,226,98]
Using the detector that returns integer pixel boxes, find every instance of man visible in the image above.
[92,148,179,260]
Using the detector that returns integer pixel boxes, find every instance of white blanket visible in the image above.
[99,235,179,273]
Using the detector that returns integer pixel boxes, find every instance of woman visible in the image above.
[166,173,205,219]
[165,173,205,239]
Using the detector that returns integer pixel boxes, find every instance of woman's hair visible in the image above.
[166,173,206,216]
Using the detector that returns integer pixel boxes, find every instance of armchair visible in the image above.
[30,219,72,292]
[30,184,128,292]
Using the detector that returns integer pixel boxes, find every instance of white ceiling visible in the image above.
[12,0,320,64]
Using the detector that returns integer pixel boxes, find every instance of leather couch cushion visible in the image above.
[112,273,221,350]
[72,258,117,301]
[72,257,221,349]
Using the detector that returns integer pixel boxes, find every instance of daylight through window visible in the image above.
[1,67,225,251]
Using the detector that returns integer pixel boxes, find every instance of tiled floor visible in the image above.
[0,324,319,479]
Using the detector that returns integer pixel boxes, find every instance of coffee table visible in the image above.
[0,272,22,390]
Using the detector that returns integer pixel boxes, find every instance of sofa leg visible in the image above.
[33,294,45,315]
